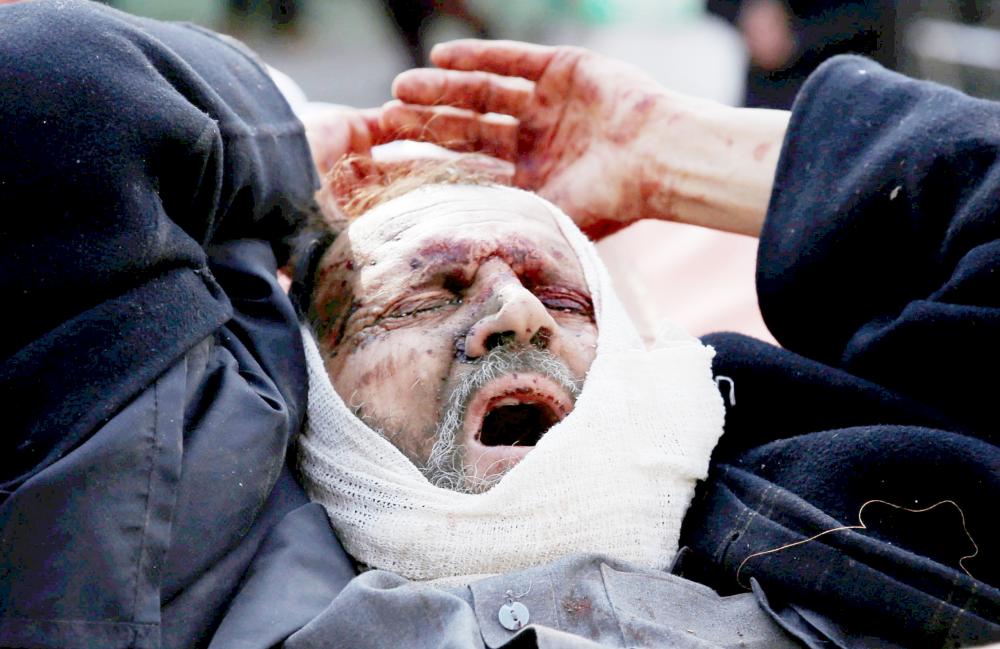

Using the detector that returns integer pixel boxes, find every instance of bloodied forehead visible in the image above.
[330,185,585,281]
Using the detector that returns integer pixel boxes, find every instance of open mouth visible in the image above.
[460,373,575,484]
[478,392,564,447]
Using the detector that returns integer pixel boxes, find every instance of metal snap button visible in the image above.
[498,600,529,631]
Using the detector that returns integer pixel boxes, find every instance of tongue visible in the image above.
[479,402,560,447]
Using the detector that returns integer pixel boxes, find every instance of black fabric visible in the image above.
[680,57,1000,648]
[0,2,354,648]
[207,503,356,649]
[0,0,317,488]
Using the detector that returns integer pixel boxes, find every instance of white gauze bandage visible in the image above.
[297,185,726,582]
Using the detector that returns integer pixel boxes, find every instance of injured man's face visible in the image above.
[299,183,725,580]
[310,185,598,492]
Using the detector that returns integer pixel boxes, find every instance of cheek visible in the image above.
[324,328,458,455]
[561,323,598,379]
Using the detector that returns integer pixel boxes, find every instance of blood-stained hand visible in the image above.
[388,40,680,238]
[299,106,385,176]
[296,106,385,224]
[389,40,789,239]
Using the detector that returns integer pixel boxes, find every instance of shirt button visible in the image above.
[498,601,530,631]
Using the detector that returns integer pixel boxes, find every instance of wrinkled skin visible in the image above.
[311,186,597,488]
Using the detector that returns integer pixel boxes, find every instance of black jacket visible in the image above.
[681,55,1000,647]
[0,2,354,647]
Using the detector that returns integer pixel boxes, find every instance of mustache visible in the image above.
[423,345,582,493]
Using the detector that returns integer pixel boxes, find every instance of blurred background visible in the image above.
[83,0,1000,108]
[16,0,1000,340]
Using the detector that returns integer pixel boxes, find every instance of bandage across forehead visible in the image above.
[297,185,725,582]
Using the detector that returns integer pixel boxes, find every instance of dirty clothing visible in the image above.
[0,2,353,647]
[243,554,803,649]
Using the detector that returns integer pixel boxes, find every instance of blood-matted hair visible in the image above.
[334,156,503,219]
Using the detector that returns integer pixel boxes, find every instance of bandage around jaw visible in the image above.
[297,185,725,582]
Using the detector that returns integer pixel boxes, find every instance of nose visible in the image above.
[463,265,559,359]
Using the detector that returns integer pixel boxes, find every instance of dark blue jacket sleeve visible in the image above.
[680,57,1000,648]
[0,3,356,648]
[757,55,1000,434]
[1,0,317,485]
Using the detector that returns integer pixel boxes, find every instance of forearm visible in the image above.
[640,94,789,237]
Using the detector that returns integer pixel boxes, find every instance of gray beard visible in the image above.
[358,346,582,494]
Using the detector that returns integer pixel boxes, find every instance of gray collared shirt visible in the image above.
[280,553,803,648]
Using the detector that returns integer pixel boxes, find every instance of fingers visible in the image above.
[301,106,386,175]
[429,39,563,82]
[393,68,532,117]
[354,108,388,145]
[380,100,518,161]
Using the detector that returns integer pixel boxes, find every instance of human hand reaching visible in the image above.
[388,40,680,238]
[389,39,788,239]
[292,39,790,241]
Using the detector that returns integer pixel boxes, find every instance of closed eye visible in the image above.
[535,287,593,318]
[383,295,463,321]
